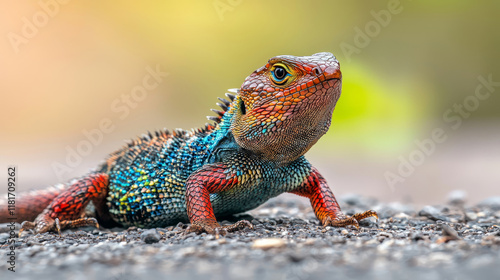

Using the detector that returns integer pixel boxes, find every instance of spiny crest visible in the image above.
[193,123,216,136]
[124,128,173,148]
[206,89,238,124]
[122,122,218,151]
[105,128,179,168]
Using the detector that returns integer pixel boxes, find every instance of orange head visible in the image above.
[230,52,342,165]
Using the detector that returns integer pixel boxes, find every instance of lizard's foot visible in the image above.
[19,216,61,236]
[186,219,253,238]
[323,210,378,229]
[19,216,99,236]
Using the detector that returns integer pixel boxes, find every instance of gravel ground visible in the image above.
[1,194,500,280]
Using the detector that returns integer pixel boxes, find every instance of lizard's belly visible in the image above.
[210,170,306,217]
[210,180,280,217]
[107,172,191,228]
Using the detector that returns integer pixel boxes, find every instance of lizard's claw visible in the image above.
[187,219,253,239]
[19,215,99,236]
[322,210,378,229]
[19,221,35,237]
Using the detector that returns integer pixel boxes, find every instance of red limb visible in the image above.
[291,167,377,228]
[185,164,253,237]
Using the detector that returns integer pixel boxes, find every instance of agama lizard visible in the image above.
[1,52,377,236]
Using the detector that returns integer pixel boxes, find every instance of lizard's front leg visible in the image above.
[291,167,377,228]
[185,163,253,237]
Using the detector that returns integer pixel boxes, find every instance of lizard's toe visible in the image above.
[222,220,253,233]
[352,210,378,222]
[60,217,99,230]
[213,227,228,239]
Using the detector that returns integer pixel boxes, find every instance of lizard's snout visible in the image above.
[310,52,341,81]
[323,65,341,81]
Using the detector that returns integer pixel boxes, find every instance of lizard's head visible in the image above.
[231,52,342,164]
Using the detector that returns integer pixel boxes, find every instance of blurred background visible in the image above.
[1,1,499,206]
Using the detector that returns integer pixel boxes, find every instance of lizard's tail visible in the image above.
[0,184,66,223]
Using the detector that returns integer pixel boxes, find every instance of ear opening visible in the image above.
[239,98,246,115]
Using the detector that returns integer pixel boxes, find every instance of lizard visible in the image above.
[0,52,377,237]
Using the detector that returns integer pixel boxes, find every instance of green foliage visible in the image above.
[320,63,432,155]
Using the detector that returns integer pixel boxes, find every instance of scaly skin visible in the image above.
[1,52,377,236]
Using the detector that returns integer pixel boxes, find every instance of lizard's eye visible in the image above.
[274,67,286,80]
[270,64,291,86]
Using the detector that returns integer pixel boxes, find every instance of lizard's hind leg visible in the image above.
[19,173,109,235]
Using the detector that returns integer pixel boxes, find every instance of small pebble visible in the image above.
[419,205,449,222]
[252,238,286,250]
[479,197,500,210]
[140,229,161,244]
[447,190,467,206]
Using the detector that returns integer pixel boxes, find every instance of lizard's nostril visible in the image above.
[313,67,321,76]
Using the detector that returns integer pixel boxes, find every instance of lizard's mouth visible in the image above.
[314,75,341,98]
[311,64,341,97]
